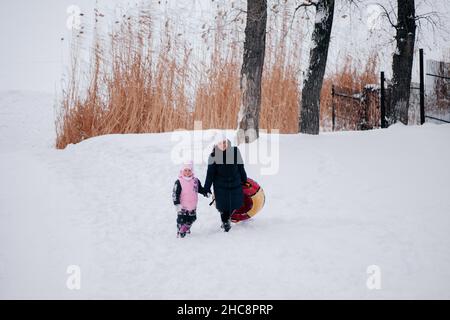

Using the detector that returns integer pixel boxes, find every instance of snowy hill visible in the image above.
[1,91,450,299]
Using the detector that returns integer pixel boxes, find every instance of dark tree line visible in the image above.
[237,0,424,141]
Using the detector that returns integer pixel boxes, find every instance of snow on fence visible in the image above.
[407,56,450,125]
[332,49,450,131]
[382,50,450,126]
[331,62,449,131]
[424,59,450,124]
[331,84,380,131]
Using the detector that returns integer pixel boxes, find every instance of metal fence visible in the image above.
[424,56,450,124]
[331,48,450,131]
[331,85,380,131]
[380,49,450,127]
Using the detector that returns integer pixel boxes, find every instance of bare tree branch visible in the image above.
[282,0,318,40]
[376,3,397,29]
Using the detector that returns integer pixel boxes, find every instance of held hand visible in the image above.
[201,189,212,198]
[242,181,251,188]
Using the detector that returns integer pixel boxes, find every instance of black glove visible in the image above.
[202,190,212,198]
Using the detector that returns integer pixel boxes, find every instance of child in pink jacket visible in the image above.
[172,161,208,238]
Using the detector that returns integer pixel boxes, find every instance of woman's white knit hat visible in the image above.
[181,160,193,172]
[215,130,235,145]
[215,131,226,143]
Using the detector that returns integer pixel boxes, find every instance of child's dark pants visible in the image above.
[177,209,197,231]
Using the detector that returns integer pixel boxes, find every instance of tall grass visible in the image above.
[56,10,194,149]
[261,4,302,133]
[56,3,378,149]
[56,3,302,149]
[192,10,241,130]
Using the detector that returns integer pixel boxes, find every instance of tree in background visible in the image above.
[370,0,446,126]
[299,0,335,135]
[237,0,267,144]
[389,0,416,125]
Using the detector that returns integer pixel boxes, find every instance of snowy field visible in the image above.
[1,91,450,299]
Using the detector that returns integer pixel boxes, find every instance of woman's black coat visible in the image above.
[203,144,247,213]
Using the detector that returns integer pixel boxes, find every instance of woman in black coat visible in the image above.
[203,138,247,232]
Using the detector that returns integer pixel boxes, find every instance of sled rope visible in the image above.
[209,196,216,206]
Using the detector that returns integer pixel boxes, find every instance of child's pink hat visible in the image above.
[180,160,194,172]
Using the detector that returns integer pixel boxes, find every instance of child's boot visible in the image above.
[179,224,189,238]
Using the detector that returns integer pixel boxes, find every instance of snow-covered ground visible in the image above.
[1,91,450,299]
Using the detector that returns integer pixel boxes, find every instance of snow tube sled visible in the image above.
[231,178,265,223]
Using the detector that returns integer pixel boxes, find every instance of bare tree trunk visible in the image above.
[390,0,416,125]
[299,0,335,135]
[237,0,267,144]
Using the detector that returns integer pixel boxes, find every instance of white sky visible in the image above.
[0,0,448,93]
[0,0,91,93]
